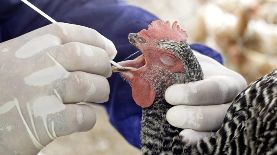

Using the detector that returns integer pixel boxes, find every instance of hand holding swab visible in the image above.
[21,0,126,72]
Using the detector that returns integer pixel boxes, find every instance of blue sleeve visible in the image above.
[0,0,223,148]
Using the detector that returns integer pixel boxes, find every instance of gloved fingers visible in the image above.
[47,42,112,77]
[166,103,230,131]
[37,104,95,155]
[50,103,96,138]
[58,71,110,104]
[165,75,246,105]
[165,51,247,106]
[179,129,214,144]
[19,23,117,59]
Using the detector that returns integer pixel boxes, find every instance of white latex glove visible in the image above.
[165,51,247,144]
[0,23,117,155]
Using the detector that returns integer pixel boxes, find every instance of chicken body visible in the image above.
[120,20,277,155]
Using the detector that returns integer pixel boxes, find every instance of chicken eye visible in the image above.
[160,54,176,66]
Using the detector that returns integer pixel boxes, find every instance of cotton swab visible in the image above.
[110,60,122,68]
[21,0,57,23]
[20,0,123,69]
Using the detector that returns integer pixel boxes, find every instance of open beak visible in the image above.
[113,54,155,108]
[113,54,146,73]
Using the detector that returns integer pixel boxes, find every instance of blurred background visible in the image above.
[41,0,277,154]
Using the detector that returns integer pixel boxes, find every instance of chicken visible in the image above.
[117,20,277,155]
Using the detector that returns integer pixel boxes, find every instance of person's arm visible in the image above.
[0,0,20,22]
[0,0,247,149]
[0,0,152,149]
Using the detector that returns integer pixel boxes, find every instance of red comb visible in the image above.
[138,20,187,42]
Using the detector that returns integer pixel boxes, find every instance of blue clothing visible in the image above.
[0,0,223,148]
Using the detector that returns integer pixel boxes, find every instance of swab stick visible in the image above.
[21,0,123,69]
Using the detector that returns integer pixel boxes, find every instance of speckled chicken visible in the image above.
[118,20,277,155]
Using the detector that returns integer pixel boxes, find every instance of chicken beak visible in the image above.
[128,33,146,47]
[112,66,134,72]
[128,33,138,45]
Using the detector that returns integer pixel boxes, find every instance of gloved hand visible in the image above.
[165,51,247,144]
[0,23,117,155]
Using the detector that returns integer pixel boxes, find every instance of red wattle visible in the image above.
[131,77,156,108]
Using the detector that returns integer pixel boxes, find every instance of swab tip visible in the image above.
[110,60,123,68]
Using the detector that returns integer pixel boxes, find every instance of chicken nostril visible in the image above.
[129,37,136,45]
[137,37,146,43]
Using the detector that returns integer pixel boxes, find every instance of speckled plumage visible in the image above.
[140,41,277,154]
[140,41,204,155]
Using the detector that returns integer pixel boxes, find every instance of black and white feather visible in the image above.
[140,41,277,155]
